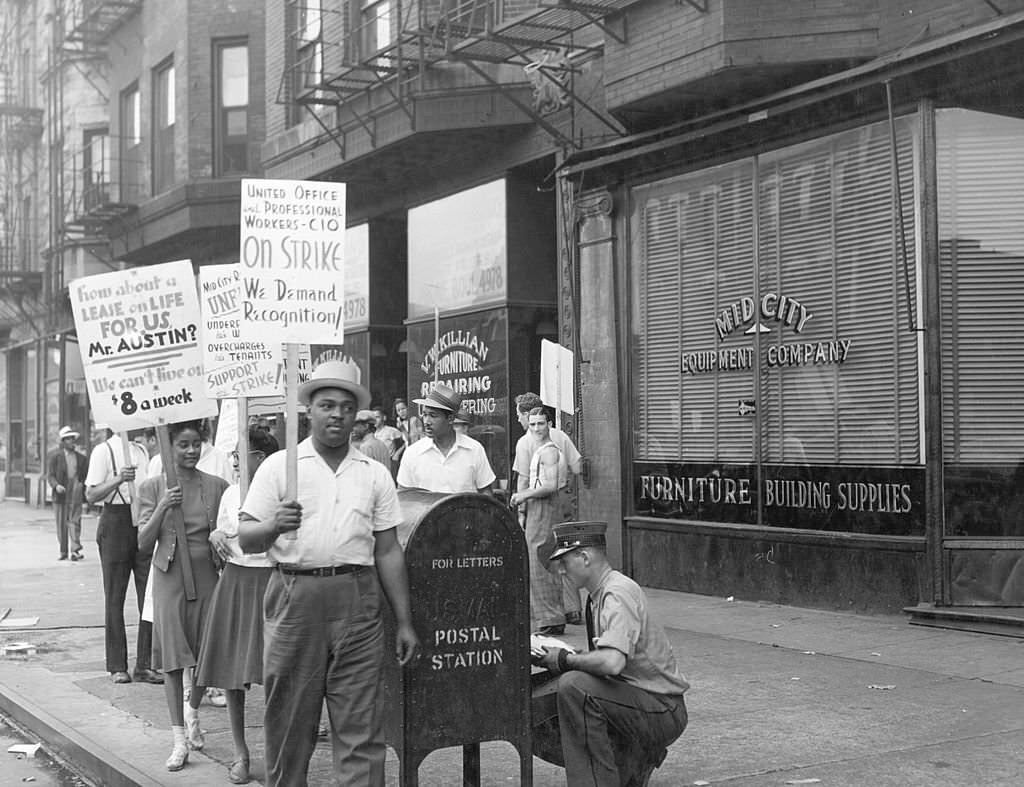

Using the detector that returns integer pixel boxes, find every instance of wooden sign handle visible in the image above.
[282,343,299,540]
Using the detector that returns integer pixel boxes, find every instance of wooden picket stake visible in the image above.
[237,397,250,499]
[282,343,299,539]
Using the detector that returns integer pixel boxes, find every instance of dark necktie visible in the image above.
[585,596,595,652]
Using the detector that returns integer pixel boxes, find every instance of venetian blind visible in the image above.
[633,118,920,465]
[634,161,755,462]
[938,109,1024,464]
[759,119,920,465]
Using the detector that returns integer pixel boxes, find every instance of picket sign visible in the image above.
[237,178,348,516]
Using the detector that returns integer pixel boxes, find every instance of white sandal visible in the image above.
[166,743,189,771]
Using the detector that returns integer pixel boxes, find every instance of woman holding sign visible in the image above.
[137,420,229,772]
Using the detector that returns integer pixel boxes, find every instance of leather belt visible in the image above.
[276,564,367,577]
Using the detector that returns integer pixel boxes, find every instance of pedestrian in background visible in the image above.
[351,409,393,470]
[84,423,162,686]
[239,360,418,786]
[47,426,89,562]
[511,407,569,635]
[137,419,229,772]
[196,427,279,784]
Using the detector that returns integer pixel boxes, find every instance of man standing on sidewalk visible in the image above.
[47,426,89,562]
[239,361,418,786]
[84,424,163,685]
[513,392,584,622]
[537,521,689,787]
[397,384,495,494]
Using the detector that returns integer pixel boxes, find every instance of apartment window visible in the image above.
[153,60,176,194]
[298,0,323,90]
[82,128,110,211]
[360,0,392,58]
[119,84,141,203]
[214,40,249,175]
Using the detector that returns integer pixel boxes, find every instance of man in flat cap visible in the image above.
[537,521,689,787]
[239,360,418,786]
[48,426,89,561]
[351,408,393,471]
[396,383,495,494]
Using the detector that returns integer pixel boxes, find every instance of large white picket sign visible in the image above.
[238,178,347,344]
[71,260,217,430]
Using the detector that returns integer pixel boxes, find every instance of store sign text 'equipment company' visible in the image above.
[680,291,852,374]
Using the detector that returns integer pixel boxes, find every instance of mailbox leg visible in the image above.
[400,749,426,787]
[462,742,481,786]
[518,740,534,786]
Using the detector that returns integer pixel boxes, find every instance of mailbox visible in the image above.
[382,492,533,786]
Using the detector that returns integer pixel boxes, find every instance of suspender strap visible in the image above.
[106,443,130,505]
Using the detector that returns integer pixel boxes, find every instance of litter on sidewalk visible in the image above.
[1,642,38,657]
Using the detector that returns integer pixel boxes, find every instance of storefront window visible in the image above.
[938,109,1024,539]
[407,180,507,320]
[631,116,923,535]
[406,308,509,479]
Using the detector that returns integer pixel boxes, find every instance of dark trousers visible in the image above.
[54,495,83,557]
[97,504,153,674]
[262,567,385,787]
[557,671,687,787]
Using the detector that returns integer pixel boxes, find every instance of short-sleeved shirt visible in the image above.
[241,437,399,568]
[353,435,392,469]
[589,567,690,696]
[216,484,272,568]
[514,427,582,479]
[85,435,151,504]
[396,432,496,493]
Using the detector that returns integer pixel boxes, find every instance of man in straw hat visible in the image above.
[239,360,418,786]
[396,383,495,494]
[47,425,89,562]
[536,521,689,786]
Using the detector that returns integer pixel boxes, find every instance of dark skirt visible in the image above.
[195,562,272,690]
[152,548,219,672]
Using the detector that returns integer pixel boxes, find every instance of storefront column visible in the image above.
[573,188,624,565]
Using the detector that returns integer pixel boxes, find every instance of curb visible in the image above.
[0,679,162,787]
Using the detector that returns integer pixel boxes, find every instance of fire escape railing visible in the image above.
[280,0,665,151]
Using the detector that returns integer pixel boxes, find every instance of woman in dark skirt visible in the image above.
[137,420,228,772]
[196,427,278,784]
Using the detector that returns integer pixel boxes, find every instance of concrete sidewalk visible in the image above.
[2,498,1023,786]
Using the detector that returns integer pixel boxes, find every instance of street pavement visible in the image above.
[2,498,1023,786]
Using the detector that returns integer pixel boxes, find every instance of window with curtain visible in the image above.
[631,116,923,534]
[119,84,141,201]
[214,40,249,175]
[152,60,175,194]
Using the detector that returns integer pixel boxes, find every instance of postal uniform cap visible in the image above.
[549,521,608,561]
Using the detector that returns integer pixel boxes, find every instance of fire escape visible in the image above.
[0,5,44,335]
[280,0,673,156]
[45,0,143,305]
